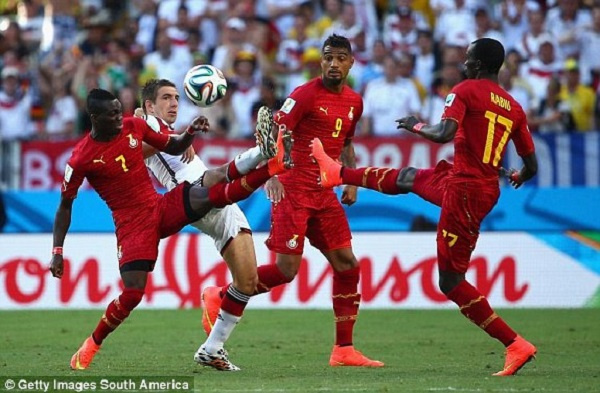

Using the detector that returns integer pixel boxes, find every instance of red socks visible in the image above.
[219,264,291,299]
[208,165,271,208]
[447,280,517,346]
[226,160,242,182]
[92,288,145,345]
[342,167,401,194]
[255,264,292,294]
[332,267,361,346]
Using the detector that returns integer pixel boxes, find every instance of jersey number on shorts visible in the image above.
[442,229,458,247]
[115,154,129,172]
[332,118,343,138]
[483,110,513,166]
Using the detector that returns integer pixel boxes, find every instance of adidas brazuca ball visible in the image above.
[183,64,228,107]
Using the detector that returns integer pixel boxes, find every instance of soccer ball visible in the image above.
[183,64,228,107]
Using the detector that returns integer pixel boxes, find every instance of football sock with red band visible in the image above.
[342,167,401,194]
[208,165,271,208]
[92,288,144,345]
[220,285,249,317]
[332,267,361,346]
[447,280,517,347]
[255,264,292,295]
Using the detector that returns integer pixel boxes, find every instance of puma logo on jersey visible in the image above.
[319,106,329,115]
[348,106,354,121]
[93,156,106,164]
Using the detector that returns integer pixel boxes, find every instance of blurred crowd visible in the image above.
[1,0,600,142]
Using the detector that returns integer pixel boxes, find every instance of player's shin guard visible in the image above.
[203,286,249,353]
[92,288,145,344]
[447,280,517,346]
[342,167,402,194]
[208,165,272,208]
[332,267,360,346]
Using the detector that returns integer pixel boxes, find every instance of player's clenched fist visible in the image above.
[188,116,210,134]
[49,254,64,278]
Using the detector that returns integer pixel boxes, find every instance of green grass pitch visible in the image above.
[1,309,599,392]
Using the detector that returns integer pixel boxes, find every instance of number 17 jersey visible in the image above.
[441,79,535,180]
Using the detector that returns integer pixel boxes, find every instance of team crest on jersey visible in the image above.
[117,245,123,260]
[445,93,456,107]
[287,234,299,250]
[281,98,296,114]
[348,106,354,121]
[127,133,139,148]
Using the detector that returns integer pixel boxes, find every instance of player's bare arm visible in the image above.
[396,116,458,144]
[340,138,357,206]
[49,195,74,279]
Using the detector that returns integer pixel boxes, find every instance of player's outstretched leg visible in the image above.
[70,337,100,370]
[493,335,537,376]
[194,346,241,371]
[255,106,277,158]
[201,286,221,335]
[310,137,342,187]
[207,128,293,209]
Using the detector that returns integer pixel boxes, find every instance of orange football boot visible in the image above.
[329,345,384,367]
[70,336,100,370]
[310,138,342,188]
[267,125,294,176]
[493,335,537,376]
[201,286,221,336]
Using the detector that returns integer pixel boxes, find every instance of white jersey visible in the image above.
[143,116,207,189]
[143,115,250,252]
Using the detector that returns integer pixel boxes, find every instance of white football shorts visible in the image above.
[191,203,251,253]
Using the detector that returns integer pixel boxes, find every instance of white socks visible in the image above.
[202,310,241,354]
[233,146,265,175]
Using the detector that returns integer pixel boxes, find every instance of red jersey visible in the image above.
[62,117,170,225]
[274,77,363,190]
[441,79,535,180]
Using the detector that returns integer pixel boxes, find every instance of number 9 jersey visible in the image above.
[441,79,535,180]
[274,77,363,191]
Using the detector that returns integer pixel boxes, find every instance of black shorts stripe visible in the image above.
[156,153,179,186]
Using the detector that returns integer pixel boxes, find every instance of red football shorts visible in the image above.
[412,160,453,207]
[116,182,197,269]
[265,188,352,255]
[436,180,500,273]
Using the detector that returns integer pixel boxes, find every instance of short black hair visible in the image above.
[322,34,352,54]
[471,38,505,74]
[141,79,177,113]
[87,88,117,115]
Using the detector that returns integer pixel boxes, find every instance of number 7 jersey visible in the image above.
[62,117,170,216]
[441,79,535,179]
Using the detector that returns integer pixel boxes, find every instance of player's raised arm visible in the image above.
[396,116,458,144]
[146,116,209,156]
[49,195,74,279]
